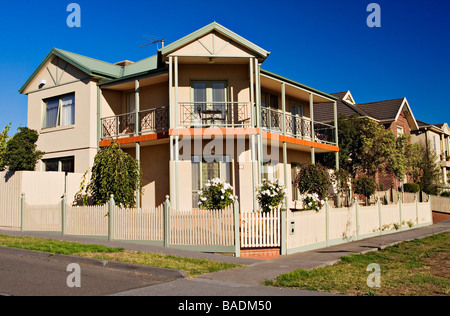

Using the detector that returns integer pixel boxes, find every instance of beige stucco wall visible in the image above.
[124,143,170,209]
[26,57,98,174]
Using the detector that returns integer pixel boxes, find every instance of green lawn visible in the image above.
[265,232,450,296]
[0,234,243,277]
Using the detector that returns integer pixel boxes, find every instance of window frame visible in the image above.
[43,156,75,174]
[42,93,75,129]
[191,155,232,208]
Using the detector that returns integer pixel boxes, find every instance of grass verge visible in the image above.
[265,232,450,296]
[0,234,243,277]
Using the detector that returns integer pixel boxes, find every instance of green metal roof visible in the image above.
[19,48,163,94]
[160,21,270,59]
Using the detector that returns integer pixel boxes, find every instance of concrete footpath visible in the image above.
[1,219,449,296]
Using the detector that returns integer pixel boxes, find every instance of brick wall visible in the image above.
[387,110,411,136]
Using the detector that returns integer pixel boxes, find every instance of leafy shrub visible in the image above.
[4,127,44,172]
[403,183,420,193]
[440,191,450,197]
[294,163,330,200]
[84,142,141,208]
[198,178,236,210]
[354,176,376,200]
[257,179,286,213]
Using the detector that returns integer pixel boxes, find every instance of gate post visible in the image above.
[108,195,115,241]
[233,198,241,258]
[20,193,25,232]
[164,196,170,248]
[61,194,67,236]
[280,199,287,256]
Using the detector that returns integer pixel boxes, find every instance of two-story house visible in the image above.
[19,22,339,211]
[314,90,420,190]
[412,121,450,187]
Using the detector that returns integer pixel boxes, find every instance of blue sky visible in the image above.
[1,0,449,134]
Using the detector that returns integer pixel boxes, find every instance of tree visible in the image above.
[418,141,441,195]
[354,176,377,205]
[4,127,44,172]
[0,124,11,171]
[294,163,331,200]
[317,115,424,194]
[84,142,142,208]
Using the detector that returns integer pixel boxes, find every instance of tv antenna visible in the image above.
[140,35,165,50]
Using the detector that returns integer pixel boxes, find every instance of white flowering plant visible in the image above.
[256,179,287,213]
[298,193,325,212]
[198,178,236,210]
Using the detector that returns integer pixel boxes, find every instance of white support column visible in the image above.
[334,100,341,207]
[255,58,263,183]
[175,135,180,211]
[310,93,315,164]
[169,136,175,205]
[135,79,141,209]
[282,82,288,207]
[249,57,255,127]
[168,56,174,129]
[174,56,179,129]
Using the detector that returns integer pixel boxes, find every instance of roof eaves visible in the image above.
[260,69,338,101]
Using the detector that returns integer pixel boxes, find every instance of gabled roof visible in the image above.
[19,48,124,94]
[314,92,419,131]
[356,97,419,130]
[159,22,270,60]
[19,48,164,94]
[314,91,368,123]
[356,98,405,122]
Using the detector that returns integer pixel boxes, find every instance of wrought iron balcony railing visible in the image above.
[179,102,251,128]
[101,106,169,139]
[262,107,336,146]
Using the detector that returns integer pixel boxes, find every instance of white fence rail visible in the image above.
[170,208,235,246]
[287,197,433,254]
[19,194,239,254]
[65,205,109,236]
[240,209,281,248]
[113,206,164,241]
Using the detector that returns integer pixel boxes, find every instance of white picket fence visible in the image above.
[287,197,433,254]
[240,209,281,248]
[20,197,238,251]
[170,207,235,246]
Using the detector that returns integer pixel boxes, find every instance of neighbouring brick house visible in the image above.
[315,90,420,190]
[411,121,450,188]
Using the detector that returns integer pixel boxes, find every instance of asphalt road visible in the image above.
[0,247,183,296]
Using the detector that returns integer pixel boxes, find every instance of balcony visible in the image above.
[179,102,251,128]
[261,108,337,146]
[101,106,169,139]
[100,103,337,147]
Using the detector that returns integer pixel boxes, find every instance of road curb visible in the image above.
[0,246,187,280]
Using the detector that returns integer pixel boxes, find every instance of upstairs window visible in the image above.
[43,93,75,128]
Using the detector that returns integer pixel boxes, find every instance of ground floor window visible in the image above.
[43,156,75,174]
[192,156,231,208]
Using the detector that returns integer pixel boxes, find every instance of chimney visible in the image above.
[115,60,134,67]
